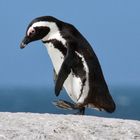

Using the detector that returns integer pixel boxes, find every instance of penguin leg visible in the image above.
[53,100,86,115]
[80,107,85,115]
[74,103,85,115]
[74,107,85,115]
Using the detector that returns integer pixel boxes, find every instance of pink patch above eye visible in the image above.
[27,27,35,36]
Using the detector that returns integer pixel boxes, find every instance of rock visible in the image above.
[0,112,139,140]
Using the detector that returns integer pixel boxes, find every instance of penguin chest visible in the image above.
[45,42,89,104]
[46,42,64,73]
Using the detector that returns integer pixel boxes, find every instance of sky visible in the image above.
[0,0,140,88]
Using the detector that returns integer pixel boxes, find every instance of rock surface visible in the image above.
[0,112,139,140]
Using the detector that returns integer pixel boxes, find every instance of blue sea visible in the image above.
[0,86,140,121]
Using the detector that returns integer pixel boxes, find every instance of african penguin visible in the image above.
[20,16,116,115]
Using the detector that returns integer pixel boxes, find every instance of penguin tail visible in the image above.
[90,87,116,113]
[90,98,116,113]
[103,100,116,113]
[101,90,116,113]
[97,94,116,113]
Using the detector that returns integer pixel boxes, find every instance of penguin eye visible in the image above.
[28,28,36,37]
[30,30,35,36]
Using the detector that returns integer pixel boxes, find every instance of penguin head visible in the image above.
[20,16,62,49]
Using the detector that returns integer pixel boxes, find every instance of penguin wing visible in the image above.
[55,40,77,96]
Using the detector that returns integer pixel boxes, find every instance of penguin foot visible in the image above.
[53,100,86,115]
[53,99,75,110]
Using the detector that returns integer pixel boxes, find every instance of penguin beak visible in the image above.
[20,36,31,49]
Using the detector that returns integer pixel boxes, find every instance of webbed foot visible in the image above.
[53,99,75,110]
[53,99,85,115]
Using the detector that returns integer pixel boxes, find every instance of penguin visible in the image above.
[20,16,116,115]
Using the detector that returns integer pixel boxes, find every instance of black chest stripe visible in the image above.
[42,39,67,56]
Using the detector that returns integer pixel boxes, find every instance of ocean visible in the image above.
[0,86,139,120]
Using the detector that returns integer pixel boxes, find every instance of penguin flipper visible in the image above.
[55,63,71,96]
[55,40,77,96]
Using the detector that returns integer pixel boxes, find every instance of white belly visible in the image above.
[45,42,89,104]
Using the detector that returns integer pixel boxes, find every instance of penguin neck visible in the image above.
[41,22,66,46]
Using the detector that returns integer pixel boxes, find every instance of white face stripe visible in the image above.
[27,21,66,45]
